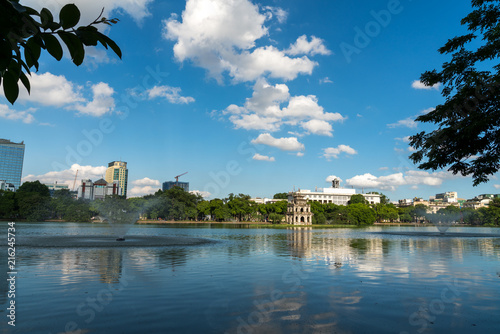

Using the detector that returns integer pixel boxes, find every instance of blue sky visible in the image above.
[2,0,499,200]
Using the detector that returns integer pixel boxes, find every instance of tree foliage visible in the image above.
[348,194,367,205]
[273,192,288,200]
[410,0,500,186]
[1,1,121,103]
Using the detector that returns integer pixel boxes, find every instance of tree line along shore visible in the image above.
[1,181,499,226]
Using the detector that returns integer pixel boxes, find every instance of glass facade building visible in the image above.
[0,139,25,191]
[105,161,128,197]
[163,181,189,192]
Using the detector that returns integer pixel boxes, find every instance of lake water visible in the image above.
[1,222,500,333]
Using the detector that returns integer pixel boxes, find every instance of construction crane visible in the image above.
[72,169,78,191]
[174,172,188,186]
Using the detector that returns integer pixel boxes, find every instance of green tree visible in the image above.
[16,180,51,221]
[227,193,255,221]
[374,203,399,222]
[1,1,121,104]
[347,203,376,225]
[437,205,461,215]
[268,212,284,224]
[17,180,50,196]
[412,204,429,218]
[273,192,288,200]
[348,194,367,205]
[0,190,17,218]
[410,0,500,186]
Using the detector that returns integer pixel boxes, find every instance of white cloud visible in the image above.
[251,133,304,151]
[22,164,107,189]
[286,35,332,56]
[326,175,342,182]
[379,167,389,171]
[322,145,357,160]
[0,104,36,123]
[229,114,281,131]
[128,186,160,198]
[163,0,321,82]
[387,117,417,129]
[346,173,405,191]
[23,0,153,25]
[263,6,288,23]
[74,82,115,117]
[412,80,441,91]
[2,72,119,117]
[147,86,195,104]
[395,136,411,143]
[222,80,345,135]
[345,170,458,191]
[190,190,211,198]
[244,79,290,116]
[394,148,405,153]
[404,170,455,187]
[301,119,333,136]
[132,178,161,187]
[283,95,345,123]
[13,72,84,107]
[494,184,500,189]
[296,152,304,157]
[252,153,275,162]
[128,178,161,197]
[320,77,333,84]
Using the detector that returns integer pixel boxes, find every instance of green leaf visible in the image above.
[19,71,31,94]
[59,4,80,29]
[41,34,63,60]
[58,31,85,66]
[40,8,54,29]
[96,32,122,59]
[23,6,39,16]
[24,37,41,70]
[76,27,99,46]
[0,39,12,72]
[3,71,19,104]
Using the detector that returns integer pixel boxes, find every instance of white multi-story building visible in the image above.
[435,192,458,203]
[77,179,122,200]
[250,197,284,205]
[0,180,15,192]
[290,179,381,205]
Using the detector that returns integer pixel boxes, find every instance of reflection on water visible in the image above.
[1,223,500,333]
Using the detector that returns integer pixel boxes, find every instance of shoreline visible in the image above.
[1,220,495,228]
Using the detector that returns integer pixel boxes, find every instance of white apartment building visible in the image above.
[290,179,381,205]
[0,180,15,192]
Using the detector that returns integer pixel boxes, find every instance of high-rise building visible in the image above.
[105,161,128,197]
[162,181,189,192]
[0,139,25,191]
